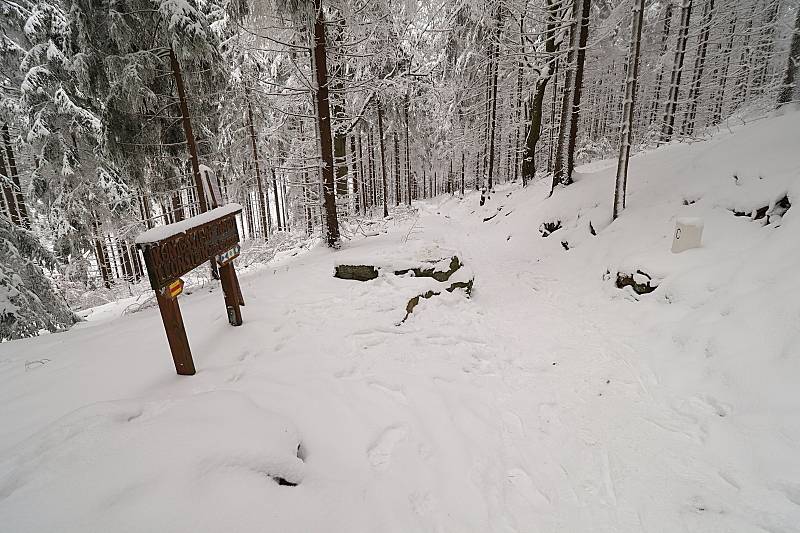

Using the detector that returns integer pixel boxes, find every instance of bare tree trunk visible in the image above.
[522,0,558,186]
[358,131,367,213]
[752,0,780,95]
[565,0,590,183]
[734,17,754,110]
[0,149,20,226]
[682,0,715,137]
[272,168,282,231]
[649,2,674,126]
[778,2,800,107]
[448,159,453,194]
[172,194,184,223]
[350,135,360,214]
[368,128,377,210]
[547,58,560,173]
[461,151,466,195]
[712,11,738,124]
[393,131,401,206]
[552,0,574,188]
[2,124,29,228]
[553,0,590,191]
[247,94,269,240]
[169,49,207,214]
[280,175,290,231]
[92,214,111,289]
[485,7,502,195]
[302,169,311,235]
[405,95,412,206]
[376,100,389,218]
[330,23,349,203]
[660,0,693,142]
[311,0,341,247]
[613,0,646,220]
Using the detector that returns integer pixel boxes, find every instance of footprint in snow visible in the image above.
[368,425,409,469]
[505,467,551,508]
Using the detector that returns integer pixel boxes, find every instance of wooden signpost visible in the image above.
[136,204,244,375]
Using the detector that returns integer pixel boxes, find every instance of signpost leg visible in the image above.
[219,262,243,326]
[156,291,196,375]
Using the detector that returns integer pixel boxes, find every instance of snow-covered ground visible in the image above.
[1,111,799,532]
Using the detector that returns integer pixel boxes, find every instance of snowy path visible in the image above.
[408,198,658,531]
[0,199,795,532]
[393,189,799,532]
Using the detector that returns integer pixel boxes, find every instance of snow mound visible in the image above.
[0,391,302,532]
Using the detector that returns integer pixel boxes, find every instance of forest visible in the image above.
[2,1,800,531]
[0,0,797,339]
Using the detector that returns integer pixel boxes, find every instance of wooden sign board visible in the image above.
[137,206,241,290]
[136,204,245,376]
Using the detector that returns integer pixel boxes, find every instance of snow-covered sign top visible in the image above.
[135,204,242,244]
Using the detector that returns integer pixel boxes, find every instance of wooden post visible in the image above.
[156,290,195,375]
[219,262,243,326]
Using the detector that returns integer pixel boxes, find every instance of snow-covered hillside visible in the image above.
[1,111,799,532]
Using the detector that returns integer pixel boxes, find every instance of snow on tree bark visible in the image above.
[660,0,694,143]
[311,0,341,247]
[613,0,646,221]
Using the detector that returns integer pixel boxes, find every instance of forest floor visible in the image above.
[1,110,800,532]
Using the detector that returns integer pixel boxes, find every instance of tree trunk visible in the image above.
[2,124,29,228]
[246,94,269,240]
[461,151,466,195]
[368,128,377,210]
[311,0,341,247]
[613,0,646,220]
[376,100,389,218]
[521,0,558,186]
[92,214,111,289]
[169,49,207,214]
[304,169,314,235]
[486,8,502,194]
[330,19,348,202]
[547,58,560,173]
[513,8,526,184]
[778,2,800,107]
[172,194,184,223]
[565,0,591,183]
[405,95,412,206]
[272,168,282,231]
[394,131,401,206]
[358,131,367,213]
[712,11,738,124]
[649,2,674,126]
[553,0,590,191]
[280,175,289,230]
[0,149,20,227]
[333,121,348,202]
[660,0,693,142]
[350,135,360,214]
[752,0,780,95]
[682,0,714,137]
[448,159,453,194]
